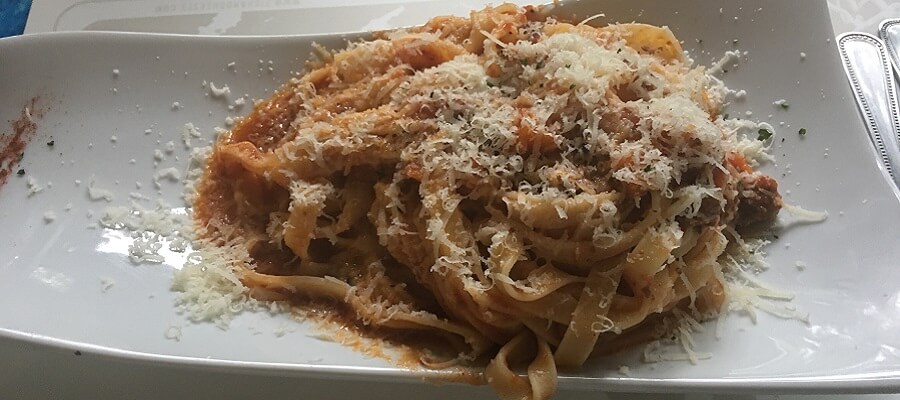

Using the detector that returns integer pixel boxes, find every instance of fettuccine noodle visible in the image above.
[193,4,783,399]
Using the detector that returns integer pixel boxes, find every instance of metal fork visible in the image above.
[880,20,900,74]
[837,30,900,188]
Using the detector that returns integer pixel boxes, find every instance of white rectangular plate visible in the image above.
[1,0,899,396]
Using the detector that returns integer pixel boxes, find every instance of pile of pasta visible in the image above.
[194,4,782,399]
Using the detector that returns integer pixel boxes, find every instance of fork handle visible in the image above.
[837,32,900,188]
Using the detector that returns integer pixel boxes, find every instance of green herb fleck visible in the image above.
[779,102,789,110]
[757,128,773,141]
[46,140,54,147]
[723,113,729,120]
[16,169,25,176]
[798,128,807,136]
[486,82,495,88]
[569,84,576,90]
[643,165,652,172]
[565,64,571,68]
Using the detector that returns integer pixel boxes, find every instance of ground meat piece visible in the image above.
[736,174,782,227]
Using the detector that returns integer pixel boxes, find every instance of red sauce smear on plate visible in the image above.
[0,97,43,190]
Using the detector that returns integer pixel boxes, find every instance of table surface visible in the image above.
[12,0,900,36]
[6,1,900,399]
[830,0,900,34]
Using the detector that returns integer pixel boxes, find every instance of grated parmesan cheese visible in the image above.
[181,123,202,149]
[781,203,827,222]
[87,178,115,202]
[129,192,151,201]
[153,168,181,189]
[708,50,741,75]
[164,323,182,341]
[26,176,44,197]
[642,309,712,364]
[171,237,282,328]
[208,81,231,98]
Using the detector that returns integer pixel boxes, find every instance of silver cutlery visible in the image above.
[879,19,900,74]
[837,32,900,188]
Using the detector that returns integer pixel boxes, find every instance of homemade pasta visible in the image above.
[193,4,783,399]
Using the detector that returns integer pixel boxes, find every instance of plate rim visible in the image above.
[2,17,898,395]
